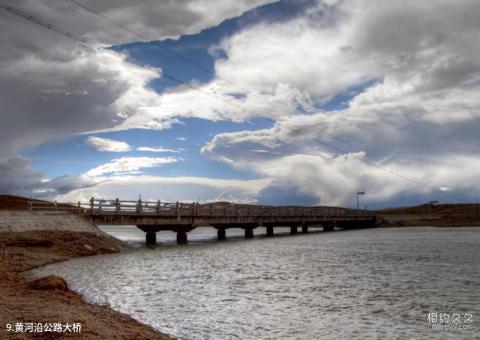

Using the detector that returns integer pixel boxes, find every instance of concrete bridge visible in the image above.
[29,198,377,245]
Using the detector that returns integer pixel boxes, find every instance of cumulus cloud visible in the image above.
[2,0,276,46]
[83,157,178,177]
[0,156,96,200]
[0,0,287,155]
[0,30,163,156]
[0,157,45,197]
[3,0,480,207]
[57,175,271,203]
[198,0,480,206]
[136,146,181,153]
[0,0,274,197]
[85,136,131,152]
[85,136,181,153]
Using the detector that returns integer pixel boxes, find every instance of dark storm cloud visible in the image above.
[1,0,275,46]
[0,157,44,197]
[0,157,96,198]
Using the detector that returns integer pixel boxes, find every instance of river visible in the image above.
[29,227,479,339]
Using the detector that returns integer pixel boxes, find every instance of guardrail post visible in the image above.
[115,198,120,213]
[90,197,94,213]
[54,200,58,210]
[77,201,81,214]
[156,200,161,214]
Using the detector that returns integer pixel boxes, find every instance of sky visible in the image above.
[1,0,480,209]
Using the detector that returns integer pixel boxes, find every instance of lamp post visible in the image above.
[356,191,365,211]
[476,197,479,221]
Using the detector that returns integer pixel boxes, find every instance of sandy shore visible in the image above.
[0,212,173,339]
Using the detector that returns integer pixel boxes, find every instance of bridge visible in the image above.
[29,198,377,245]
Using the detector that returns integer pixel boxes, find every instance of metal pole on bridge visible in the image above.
[356,192,365,212]
[136,198,142,214]
[115,198,121,213]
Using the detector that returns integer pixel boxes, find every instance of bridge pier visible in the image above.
[266,226,274,236]
[177,231,188,245]
[301,225,308,233]
[323,223,334,232]
[217,228,226,241]
[244,228,254,239]
[290,226,298,234]
[146,231,157,245]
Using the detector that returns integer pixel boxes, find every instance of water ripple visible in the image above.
[28,227,480,339]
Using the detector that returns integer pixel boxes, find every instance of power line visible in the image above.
[265,117,467,202]
[68,0,216,74]
[0,1,250,115]
[0,1,118,57]
[68,0,265,98]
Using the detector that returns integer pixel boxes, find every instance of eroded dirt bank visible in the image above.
[0,210,172,339]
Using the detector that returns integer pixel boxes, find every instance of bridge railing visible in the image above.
[84,198,373,217]
[28,200,88,213]
[28,197,374,217]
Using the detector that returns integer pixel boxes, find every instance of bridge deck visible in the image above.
[29,198,377,245]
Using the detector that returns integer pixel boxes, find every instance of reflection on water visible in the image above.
[30,227,479,339]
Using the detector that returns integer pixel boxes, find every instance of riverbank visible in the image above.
[0,196,172,339]
[377,203,480,227]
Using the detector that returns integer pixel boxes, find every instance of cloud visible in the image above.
[57,175,271,203]
[3,0,276,45]
[0,0,274,198]
[136,146,181,153]
[0,33,162,156]
[0,157,45,197]
[3,0,480,207]
[83,157,178,177]
[85,136,131,152]
[195,0,480,206]
[85,136,181,153]
[0,156,97,199]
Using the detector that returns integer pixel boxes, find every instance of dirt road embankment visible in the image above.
[0,196,172,339]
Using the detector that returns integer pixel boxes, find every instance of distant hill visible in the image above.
[0,195,47,210]
[377,203,480,227]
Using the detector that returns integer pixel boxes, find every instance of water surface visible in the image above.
[30,227,480,339]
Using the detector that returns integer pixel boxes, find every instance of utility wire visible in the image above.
[266,117,467,203]
[0,2,119,57]
[1,1,465,203]
[68,0,265,98]
[0,1,249,114]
